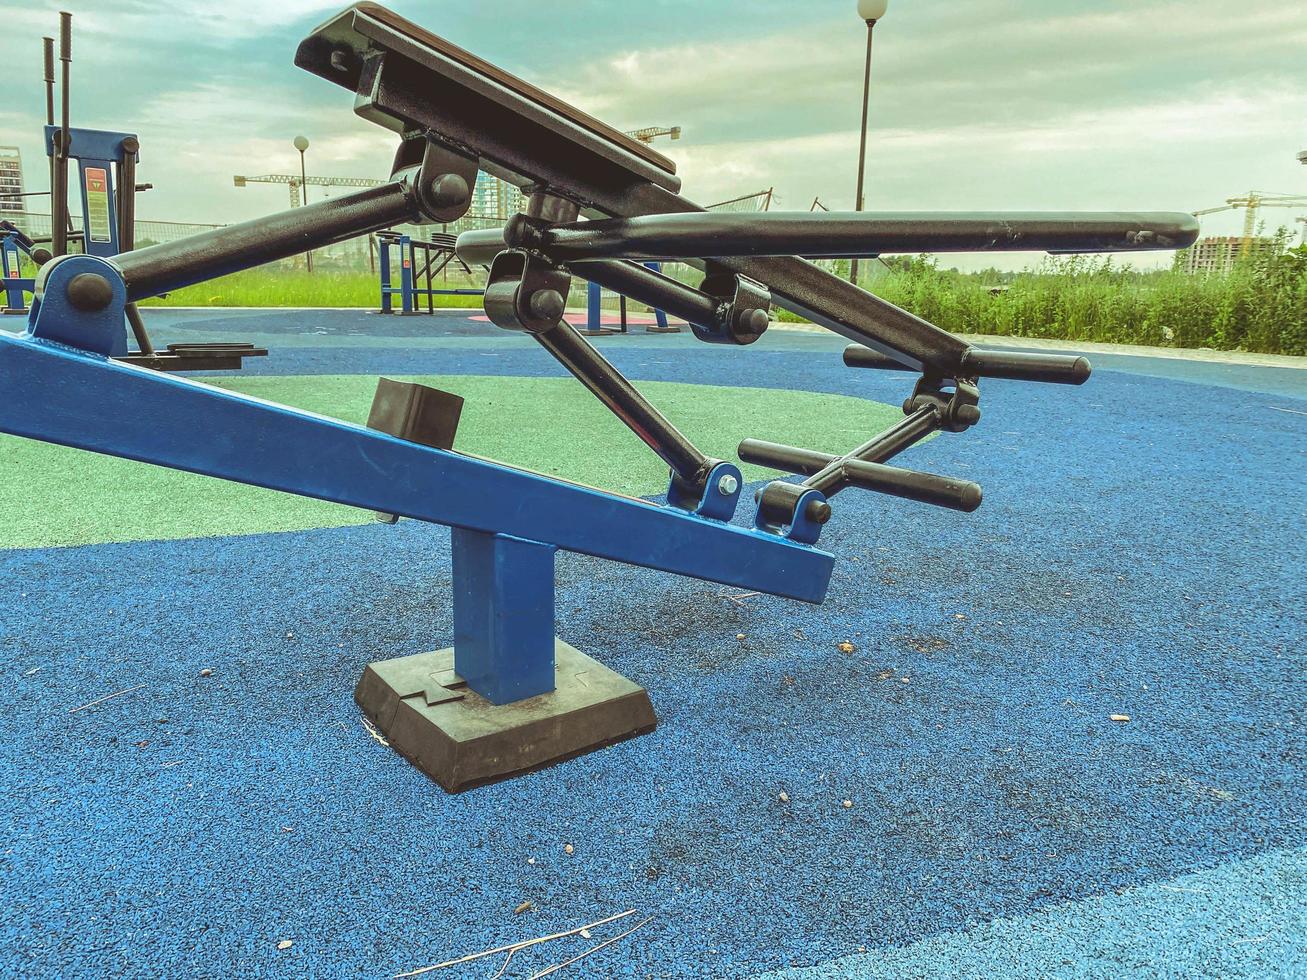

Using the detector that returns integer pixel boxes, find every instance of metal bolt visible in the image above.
[66,273,113,312]
[805,499,833,524]
[717,474,739,496]
[528,289,565,323]
[426,173,470,211]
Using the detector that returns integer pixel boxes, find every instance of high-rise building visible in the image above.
[470,172,524,221]
[0,147,25,211]
[1180,236,1279,275]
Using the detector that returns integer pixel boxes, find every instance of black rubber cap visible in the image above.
[66,273,113,312]
[427,173,471,211]
[528,289,566,323]
[805,499,833,525]
[958,483,984,513]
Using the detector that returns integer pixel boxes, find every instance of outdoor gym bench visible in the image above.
[0,3,1199,791]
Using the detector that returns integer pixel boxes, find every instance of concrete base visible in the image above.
[355,639,656,792]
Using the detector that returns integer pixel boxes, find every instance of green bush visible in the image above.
[778,245,1307,356]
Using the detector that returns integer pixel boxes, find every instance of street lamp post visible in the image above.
[294,135,312,272]
[849,0,888,287]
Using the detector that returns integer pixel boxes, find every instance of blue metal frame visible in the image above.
[583,262,670,335]
[43,126,137,257]
[378,233,484,314]
[4,255,834,704]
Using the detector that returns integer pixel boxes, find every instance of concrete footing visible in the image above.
[355,639,656,792]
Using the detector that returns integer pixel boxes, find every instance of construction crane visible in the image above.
[233,173,386,208]
[625,126,682,144]
[1193,191,1307,255]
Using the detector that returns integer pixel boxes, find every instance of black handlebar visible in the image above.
[843,344,1091,385]
[739,438,982,513]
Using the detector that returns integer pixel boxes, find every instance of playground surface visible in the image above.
[1,309,1304,978]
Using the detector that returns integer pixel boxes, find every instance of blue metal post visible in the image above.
[648,262,669,331]
[452,529,557,704]
[399,234,415,314]
[378,236,394,313]
[2,236,29,312]
[586,280,602,333]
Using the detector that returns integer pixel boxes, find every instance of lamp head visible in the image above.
[293,135,310,153]
[857,0,888,21]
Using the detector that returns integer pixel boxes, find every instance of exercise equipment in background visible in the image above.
[30,13,266,372]
[375,230,484,314]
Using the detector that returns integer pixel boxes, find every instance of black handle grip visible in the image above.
[843,344,1091,385]
[739,439,982,513]
[960,348,1091,385]
[842,459,982,512]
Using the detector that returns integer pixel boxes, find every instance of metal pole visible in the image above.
[848,18,876,287]
[115,180,419,302]
[42,37,55,125]
[298,148,313,272]
[51,13,72,257]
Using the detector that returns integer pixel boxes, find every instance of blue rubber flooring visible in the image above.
[2,311,1304,978]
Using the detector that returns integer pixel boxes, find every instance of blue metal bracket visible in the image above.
[28,255,129,356]
[755,487,829,546]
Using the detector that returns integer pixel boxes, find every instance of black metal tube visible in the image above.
[535,212,1202,262]
[841,459,981,512]
[50,14,72,258]
[801,407,941,494]
[458,226,727,332]
[116,138,137,252]
[741,441,980,512]
[124,303,154,357]
[574,261,724,332]
[42,37,55,126]
[740,406,939,495]
[962,348,1092,385]
[843,344,1092,385]
[115,180,420,301]
[534,323,710,483]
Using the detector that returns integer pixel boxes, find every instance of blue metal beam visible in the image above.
[0,327,833,603]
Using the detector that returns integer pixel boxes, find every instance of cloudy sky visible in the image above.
[2,0,1305,268]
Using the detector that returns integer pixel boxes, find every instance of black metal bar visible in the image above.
[740,406,940,495]
[746,441,980,512]
[843,344,1092,385]
[458,227,727,333]
[124,304,155,357]
[533,212,1202,262]
[534,323,710,485]
[115,180,421,302]
[116,138,137,252]
[50,13,72,258]
[577,261,723,333]
[42,36,55,126]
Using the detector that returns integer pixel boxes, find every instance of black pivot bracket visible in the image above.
[393,136,478,224]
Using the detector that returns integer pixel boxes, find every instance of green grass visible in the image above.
[139,248,1307,355]
[785,250,1307,356]
[0,374,901,550]
[137,268,478,308]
